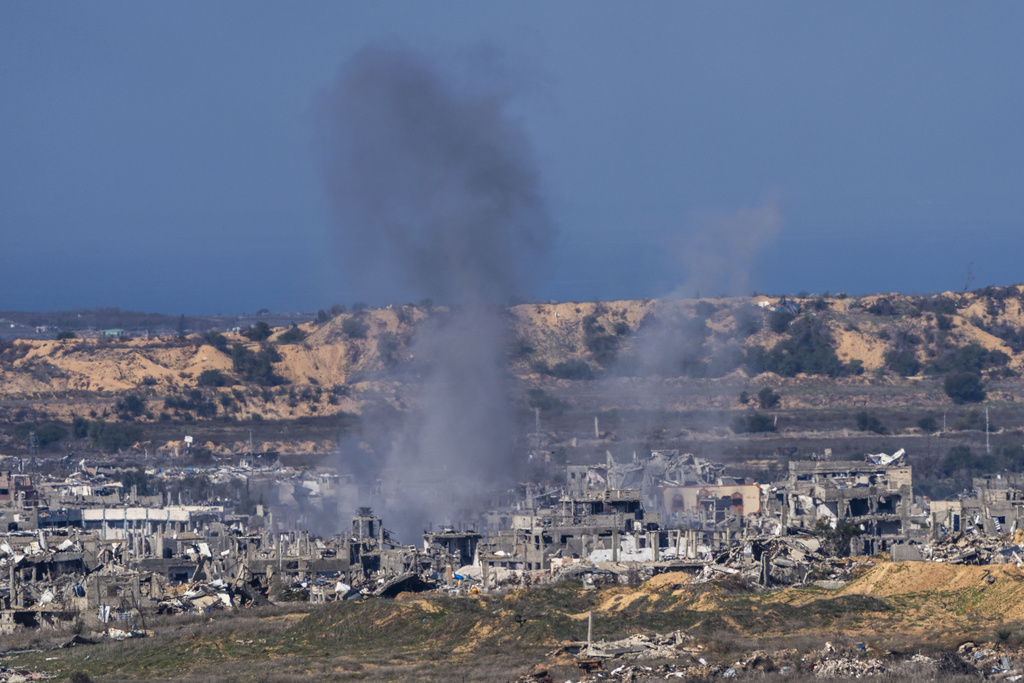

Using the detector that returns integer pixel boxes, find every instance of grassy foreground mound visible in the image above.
[7,562,1024,681]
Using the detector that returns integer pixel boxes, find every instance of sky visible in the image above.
[2,3,1023,315]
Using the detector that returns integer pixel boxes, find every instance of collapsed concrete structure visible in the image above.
[13,442,1024,637]
[773,455,919,555]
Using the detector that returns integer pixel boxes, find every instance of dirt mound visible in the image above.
[642,571,693,591]
[839,561,1024,620]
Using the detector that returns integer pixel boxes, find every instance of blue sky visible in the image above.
[2,3,1023,314]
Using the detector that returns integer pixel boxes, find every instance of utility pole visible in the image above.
[986,408,991,455]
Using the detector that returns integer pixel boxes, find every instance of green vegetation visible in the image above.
[526,388,566,415]
[376,332,401,366]
[549,359,596,380]
[87,420,142,453]
[342,317,369,339]
[241,321,273,342]
[11,422,68,448]
[814,519,863,556]
[202,330,229,352]
[277,324,307,343]
[231,343,285,386]
[943,371,986,404]
[757,386,780,410]
[197,369,229,387]
[116,394,147,419]
[855,411,887,434]
[768,310,796,333]
[582,314,621,367]
[732,412,776,433]
[884,348,921,377]
[763,318,845,377]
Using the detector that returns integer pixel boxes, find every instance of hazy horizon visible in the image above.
[4,4,1023,315]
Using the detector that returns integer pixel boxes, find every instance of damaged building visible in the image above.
[771,454,917,555]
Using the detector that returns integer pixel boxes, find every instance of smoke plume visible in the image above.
[317,45,555,541]
[675,195,783,299]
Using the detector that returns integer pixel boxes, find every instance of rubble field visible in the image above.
[7,566,1024,682]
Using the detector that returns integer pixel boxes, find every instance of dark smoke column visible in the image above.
[317,45,555,540]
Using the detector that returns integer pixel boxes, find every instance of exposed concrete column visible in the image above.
[612,530,618,562]
[9,561,18,608]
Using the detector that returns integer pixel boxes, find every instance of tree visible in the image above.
[278,324,307,343]
[550,359,596,380]
[202,331,229,352]
[197,369,228,387]
[769,311,796,333]
[231,343,285,386]
[757,387,780,410]
[341,317,369,340]
[242,321,273,342]
[56,330,76,340]
[763,318,844,377]
[944,371,986,404]
[855,411,887,434]
[884,349,920,377]
[732,412,776,433]
[116,395,147,419]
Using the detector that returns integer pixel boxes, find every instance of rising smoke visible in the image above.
[317,45,555,541]
[674,195,783,300]
[597,197,785,450]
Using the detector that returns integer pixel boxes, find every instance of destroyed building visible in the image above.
[931,474,1024,539]
[772,454,917,554]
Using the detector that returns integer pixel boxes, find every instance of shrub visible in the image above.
[769,311,795,334]
[763,318,843,377]
[936,314,954,331]
[550,359,596,380]
[87,420,142,453]
[116,394,147,419]
[34,423,68,447]
[56,330,76,340]
[734,305,762,338]
[918,415,938,432]
[241,321,273,342]
[757,387,780,410]
[202,331,229,352]
[944,371,986,404]
[376,332,401,366]
[930,342,1009,375]
[855,411,887,434]
[526,388,566,415]
[231,344,285,386]
[72,416,89,439]
[582,315,619,367]
[341,317,369,340]
[732,412,776,433]
[867,298,897,316]
[884,349,920,377]
[197,369,227,387]
[278,324,307,343]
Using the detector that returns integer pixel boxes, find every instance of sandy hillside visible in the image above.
[4,286,1024,427]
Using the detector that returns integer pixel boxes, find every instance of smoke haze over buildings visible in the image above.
[317,44,556,540]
